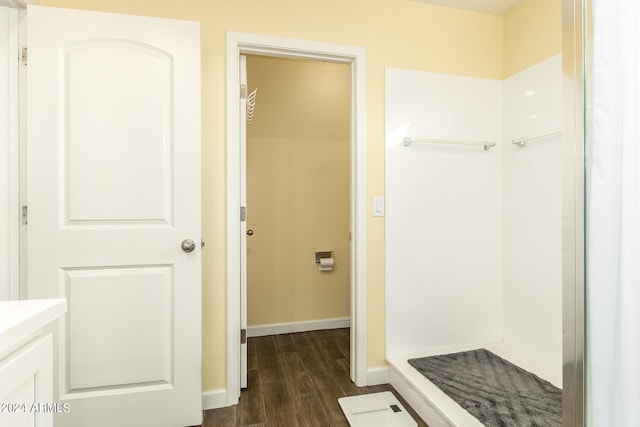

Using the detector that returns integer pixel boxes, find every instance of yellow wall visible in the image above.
[503,0,562,77]
[246,56,350,326]
[38,0,505,391]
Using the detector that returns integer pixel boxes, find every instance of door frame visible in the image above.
[225,31,367,404]
[0,4,20,301]
[4,0,35,301]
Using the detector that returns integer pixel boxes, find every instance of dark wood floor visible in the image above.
[199,328,428,427]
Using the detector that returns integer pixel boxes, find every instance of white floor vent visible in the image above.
[338,391,418,427]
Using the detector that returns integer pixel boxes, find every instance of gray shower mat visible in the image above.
[408,348,561,426]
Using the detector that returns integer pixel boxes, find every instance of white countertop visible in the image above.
[0,299,67,356]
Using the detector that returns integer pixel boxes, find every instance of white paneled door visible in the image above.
[239,54,248,390]
[26,6,202,427]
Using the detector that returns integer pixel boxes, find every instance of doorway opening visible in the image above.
[225,32,367,406]
[244,54,351,339]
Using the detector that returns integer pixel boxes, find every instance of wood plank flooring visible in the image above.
[199,328,428,427]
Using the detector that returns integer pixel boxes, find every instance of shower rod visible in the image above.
[403,137,495,151]
[512,129,562,147]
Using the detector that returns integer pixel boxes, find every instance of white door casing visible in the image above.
[26,6,202,426]
[226,32,368,405]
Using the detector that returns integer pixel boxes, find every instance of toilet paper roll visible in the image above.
[319,257,334,271]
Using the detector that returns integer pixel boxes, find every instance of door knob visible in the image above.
[181,239,196,253]
[246,229,254,236]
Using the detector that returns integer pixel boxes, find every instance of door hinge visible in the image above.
[21,205,28,225]
[240,329,247,344]
[21,47,27,66]
[240,84,247,100]
[240,206,246,222]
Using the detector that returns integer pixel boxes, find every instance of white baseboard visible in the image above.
[367,365,390,386]
[247,317,350,337]
[202,388,228,410]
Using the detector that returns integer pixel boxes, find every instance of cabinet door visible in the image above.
[0,334,54,427]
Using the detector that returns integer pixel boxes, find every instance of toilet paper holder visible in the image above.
[315,251,333,263]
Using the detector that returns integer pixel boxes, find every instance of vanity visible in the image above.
[0,299,66,427]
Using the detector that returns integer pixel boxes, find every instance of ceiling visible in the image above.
[412,0,525,16]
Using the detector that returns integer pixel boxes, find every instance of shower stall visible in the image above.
[384,54,563,425]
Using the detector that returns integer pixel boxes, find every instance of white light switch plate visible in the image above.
[373,196,385,217]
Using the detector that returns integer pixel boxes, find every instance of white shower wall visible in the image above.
[502,54,562,373]
[386,54,562,376]
[385,68,504,355]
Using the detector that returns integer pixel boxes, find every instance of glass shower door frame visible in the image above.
[562,0,589,425]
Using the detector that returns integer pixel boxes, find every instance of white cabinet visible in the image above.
[0,299,66,427]
[0,335,54,427]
